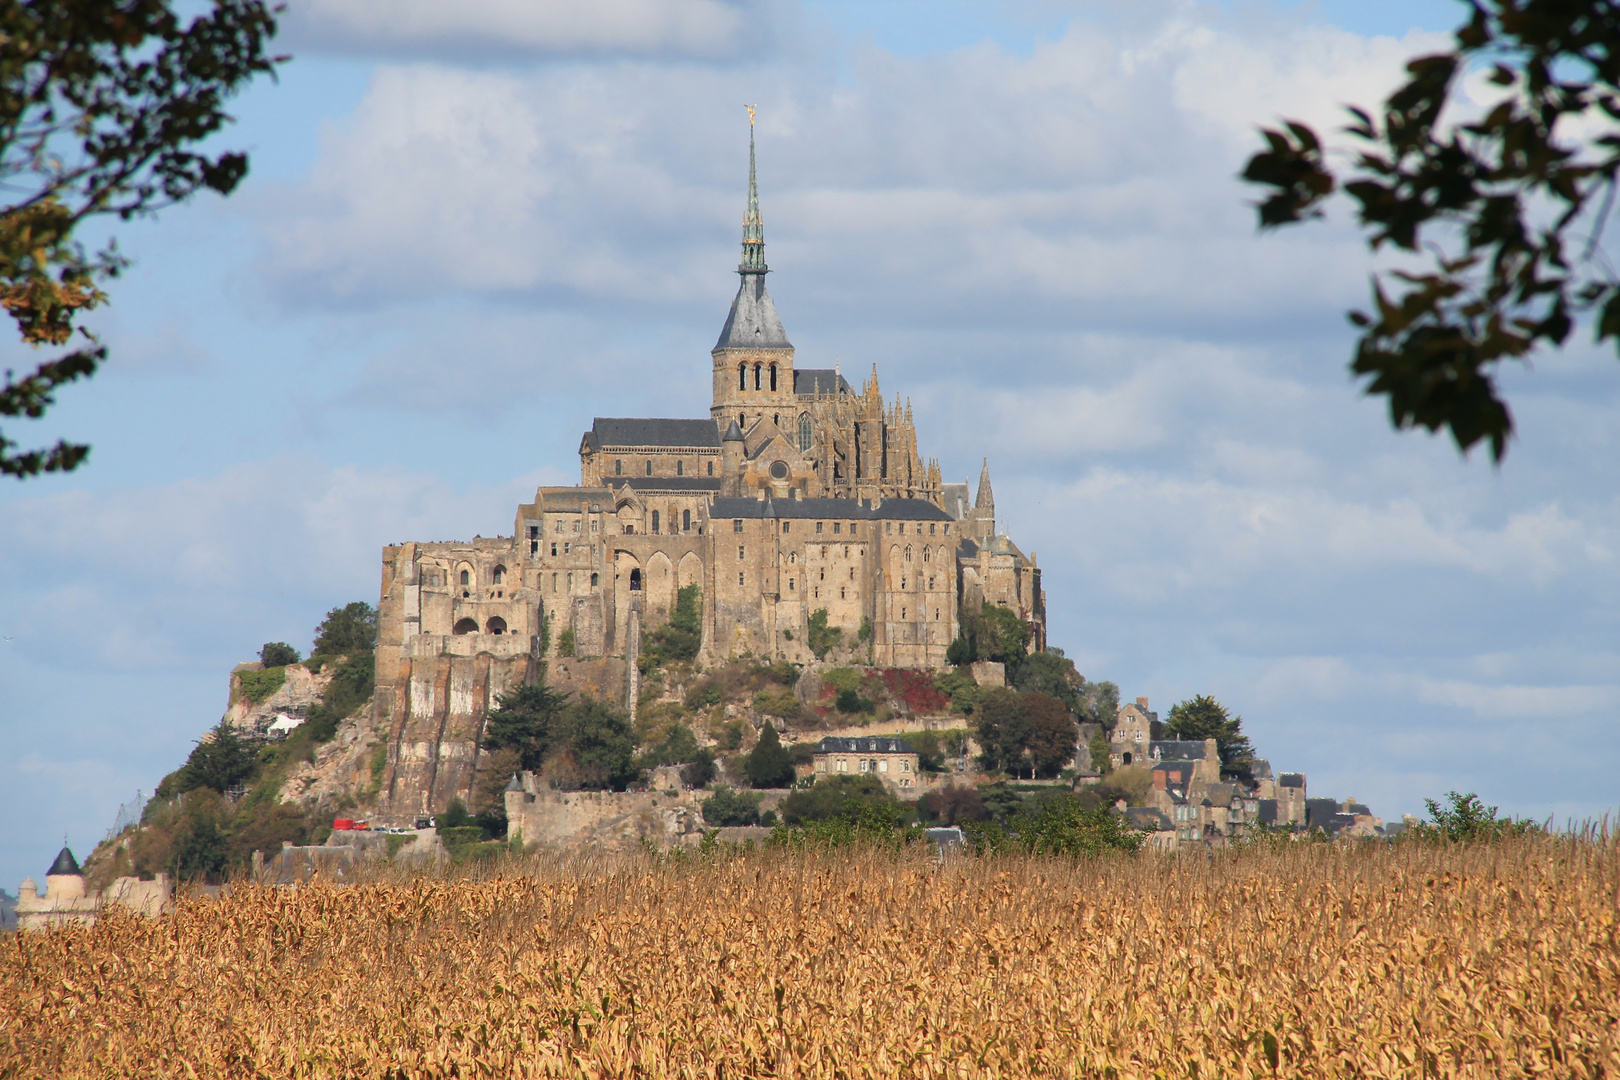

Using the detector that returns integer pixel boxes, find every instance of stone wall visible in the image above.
[505,774,707,853]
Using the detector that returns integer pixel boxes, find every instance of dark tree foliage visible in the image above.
[641,723,707,769]
[302,651,374,743]
[553,695,639,790]
[953,604,1033,670]
[835,687,875,714]
[1076,679,1120,730]
[311,602,378,656]
[1023,691,1080,779]
[168,791,229,881]
[918,784,989,825]
[701,785,762,826]
[1165,695,1255,778]
[259,641,300,667]
[779,774,899,825]
[481,683,572,772]
[1012,648,1083,709]
[974,687,1032,776]
[437,797,474,830]
[806,607,842,659]
[1243,0,1620,462]
[0,0,283,478]
[175,719,256,795]
[680,757,717,788]
[964,795,1146,858]
[898,730,946,772]
[745,721,796,789]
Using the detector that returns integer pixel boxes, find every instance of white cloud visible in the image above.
[282,0,766,60]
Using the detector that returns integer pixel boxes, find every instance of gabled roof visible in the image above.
[817,737,914,754]
[48,847,81,876]
[1151,740,1210,761]
[794,369,851,396]
[584,418,721,451]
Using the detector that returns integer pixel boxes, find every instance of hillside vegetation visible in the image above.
[3,834,1614,1078]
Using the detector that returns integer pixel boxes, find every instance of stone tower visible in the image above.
[711,110,797,433]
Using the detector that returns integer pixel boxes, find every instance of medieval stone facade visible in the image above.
[372,126,1045,818]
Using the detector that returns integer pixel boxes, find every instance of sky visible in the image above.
[2,0,1615,890]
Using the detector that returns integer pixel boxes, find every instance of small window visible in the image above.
[901,577,907,590]
[683,510,691,531]
[849,522,858,536]
[591,504,600,513]
[901,607,907,619]
[591,573,599,587]
[885,522,892,534]
[615,459,623,476]
[527,525,538,539]
[840,587,845,599]
[930,523,937,535]
[943,524,950,535]
[789,552,796,564]
[677,460,684,476]
[738,545,746,559]
[652,511,660,534]
[707,461,714,476]
[564,543,570,555]
[550,543,557,556]
[832,522,841,534]
[789,578,795,591]
[816,521,824,534]
[734,519,744,532]
[782,521,791,534]
[493,566,506,584]
[819,568,825,581]
[630,569,641,591]
[929,576,935,590]
[646,460,653,476]
[739,572,745,586]
[459,569,470,585]
[848,567,854,580]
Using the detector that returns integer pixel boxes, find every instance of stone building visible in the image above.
[372,123,1045,820]
[15,847,170,931]
[811,736,922,791]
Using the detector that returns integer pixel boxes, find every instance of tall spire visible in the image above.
[740,104,766,274]
[975,458,995,511]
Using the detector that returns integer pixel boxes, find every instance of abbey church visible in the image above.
[374,126,1047,815]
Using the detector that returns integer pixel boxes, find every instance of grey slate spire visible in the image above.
[714,108,792,352]
[975,458,995,512]
[47,846,81,876]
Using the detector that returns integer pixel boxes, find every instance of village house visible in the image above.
[812,737,921,791]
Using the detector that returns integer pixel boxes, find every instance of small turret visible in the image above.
[45,845,85,902]
[721,419,745,496]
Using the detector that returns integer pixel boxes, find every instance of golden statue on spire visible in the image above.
[745,103,757,126]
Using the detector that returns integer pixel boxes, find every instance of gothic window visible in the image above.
[459,569,470,585]
[905,545,913,561]
[769,364,778,391]
[493,566,506,584]
[798,413,812,452]
[683,509,691,531]
[630,569,642,591]
[923,547,931,562]
[738,363,747,390]
[652,511,660,534]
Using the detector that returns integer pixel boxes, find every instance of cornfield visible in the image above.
[3,837,1617,1078]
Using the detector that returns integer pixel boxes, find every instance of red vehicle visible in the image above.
[331,818,355,831]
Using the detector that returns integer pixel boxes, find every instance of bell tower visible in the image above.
[712,106,796,434]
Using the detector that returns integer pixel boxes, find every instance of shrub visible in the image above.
[556,627,577,657]
[258,642,301,667]
[311,601,377,657]
[702,786,762,827]
[644,585,702,669]
[836,688,875,714]
[744,722,795,789]
[752,688,800,720]
[1415,791,1543,843]
[302,651,375,744]
[919,784,989,825]
[806,608,842,659]
[779,774,900,825]
[237,666,286,704]
[965,795,1146,858]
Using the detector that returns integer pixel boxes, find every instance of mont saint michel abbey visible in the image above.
[375,126,1046,812]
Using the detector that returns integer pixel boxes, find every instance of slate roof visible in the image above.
[1279,773,1306,788]
[47,847,82,876]
[715,273,792,351]
[584,418,721,450]
[712,496,953,522]
[621,477,724,493]
[1125,807,1172,832]
[794,368,852,396]
[816,737,915,754]
[1151,740,1210,761]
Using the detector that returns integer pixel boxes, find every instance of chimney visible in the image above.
[1136,696,1149,708]
[1153,770,1166,791]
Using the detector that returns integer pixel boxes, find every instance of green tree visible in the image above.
[1076,679,1119,730]
[259,641,300,667]
[917,784,988,825]
[168,791,229,881]
[1087,730,1113,776]
[1,0,282,478]
[481,683,572,771]
[311,602,378,656]
[1418,790,1542,842]
[177,720,256,795]
[974,687,1031,776]
[701,785,762,826]
[1023,691,1079,779]
[957,604,1032,670]
[964,794,1146,858]
[644,584,702,669]
[745,721,796,788]
[898,730,946,772]
[1242,0,1620,462]
[1012,649,1083,709]
[806,608,842,659]
[779,774,900,825]
[1165,695,1254,778]
[555,695,638,790]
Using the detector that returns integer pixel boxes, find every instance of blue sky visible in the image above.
[3,0,1615,890]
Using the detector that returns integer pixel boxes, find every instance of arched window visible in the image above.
[738,363,747,390]
[753,363,762,390]
[905,545,913,561]
[769,364,778,391]
[707,461,714,476]
[629,569,642,591]
[486,617,507,635]
[922,547,931,563]
[459,569,471,585]
[591,572,599,587]
[676,460,684,476]
[452,617,479,635]
[646,459,653,476]
[798,413,812,452]
[683,509,691,531]
[492,566,506,584]
[651,510,660,534]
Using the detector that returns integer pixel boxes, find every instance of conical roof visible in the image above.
[715,273,791,351]
[47,846,81,876]
[723,419,745,442]
[975,458,995,510]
